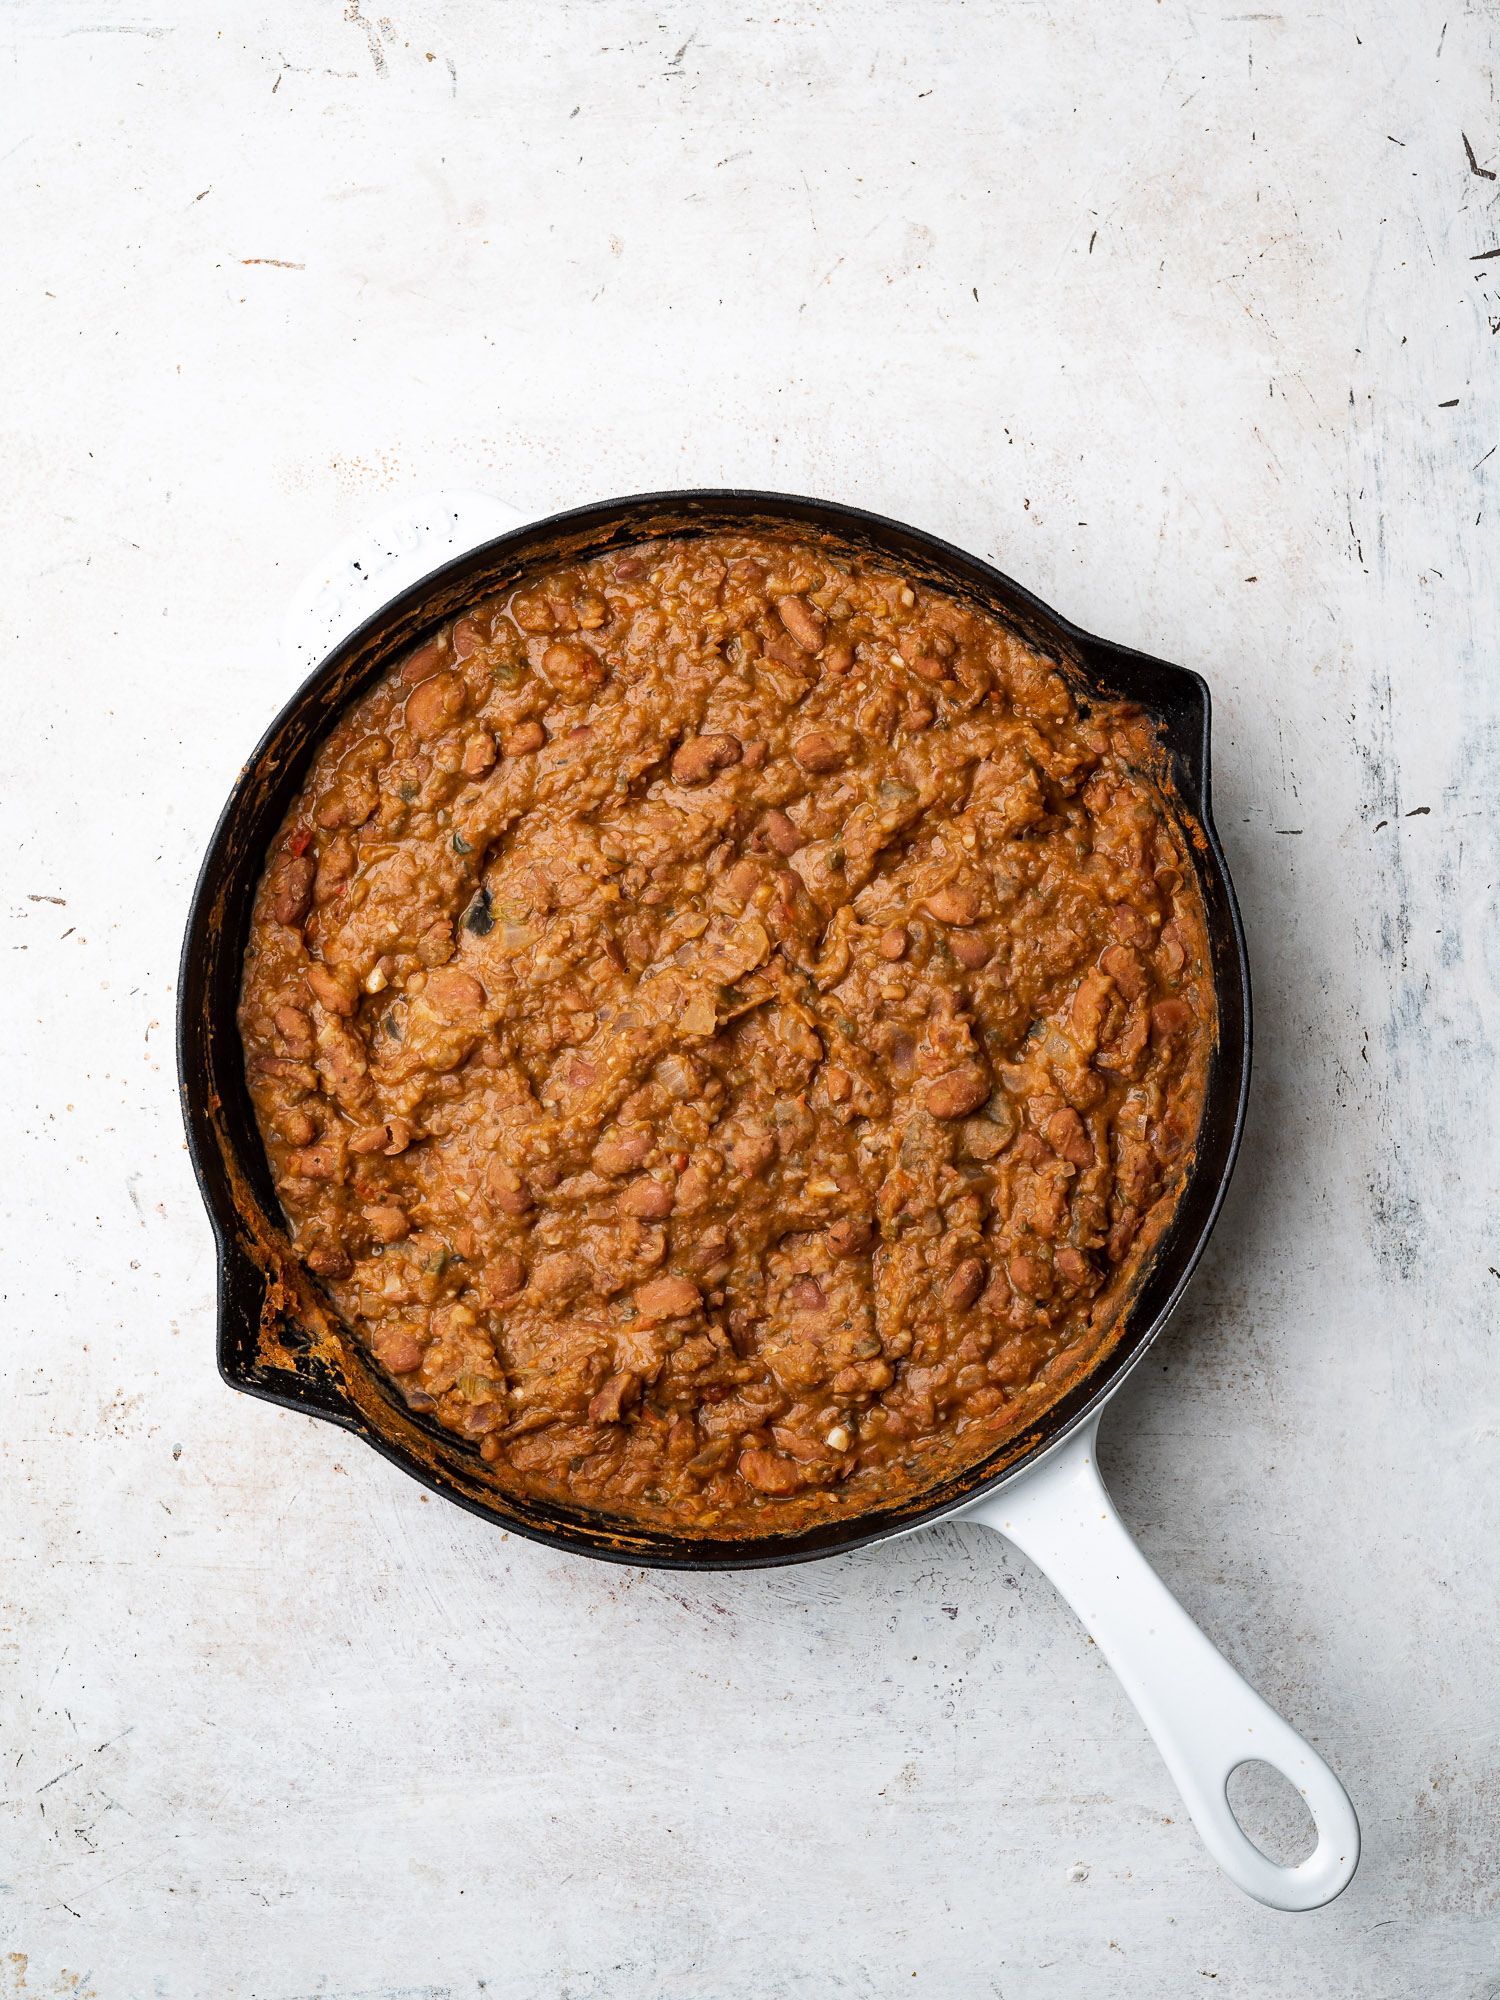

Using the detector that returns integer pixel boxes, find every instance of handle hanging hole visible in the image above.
[1227,1759,1317,1865]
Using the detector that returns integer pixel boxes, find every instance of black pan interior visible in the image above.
[177,490,1251,1569]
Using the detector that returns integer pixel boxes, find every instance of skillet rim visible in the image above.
[177,486,1252,1569]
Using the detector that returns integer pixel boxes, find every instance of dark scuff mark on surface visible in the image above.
[1462,133,1496,180]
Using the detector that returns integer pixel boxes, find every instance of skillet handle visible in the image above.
[966,1416,1359,1909]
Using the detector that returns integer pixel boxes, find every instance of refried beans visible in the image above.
[238,533,1213,1531]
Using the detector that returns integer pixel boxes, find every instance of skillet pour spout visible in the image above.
[178,490,1362,1910]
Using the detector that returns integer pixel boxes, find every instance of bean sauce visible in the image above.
[239,535,1212,1532]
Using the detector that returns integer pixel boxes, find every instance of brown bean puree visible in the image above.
[239,534,1212,1532]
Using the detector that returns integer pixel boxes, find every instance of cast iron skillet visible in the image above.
[178,489,1358,1909]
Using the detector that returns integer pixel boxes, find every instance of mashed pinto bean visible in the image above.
[239,535,1212,1531]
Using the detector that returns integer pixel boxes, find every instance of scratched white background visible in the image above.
[4,2,1498,1995]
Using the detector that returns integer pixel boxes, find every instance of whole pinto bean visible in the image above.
[913,658,949,684]
[791,730,851,774]
[271,855,316,928]
[752,809,803,857]
[485,1158,534,1215]
[943,1257,987,1311]
[826,1215,874,1257]
[306,961,360,1016]
[948,931,992,970]
[451,615,485,660]
[484,1251,527,1301]
[776,595,826,654]
[313,834,356,906]
[618,1177,675,1220]
[363,1203,408,1243]
[729,1131,777,1177]
[925,1065,991,1120]
[592,1129,652,1175]
[400,638,445,685]
[538,640,605,704]
[634,1275,702,1320]
[737,1448,804,1495]
[1046,1106,1095,1169]
[404,671,468,739]
[923,884,982,926]
[786,1276,827,1312]
[273,1006,314,1056]
[374,1330,425,1373]
[671,733,743,786]
[424,968,487,1018]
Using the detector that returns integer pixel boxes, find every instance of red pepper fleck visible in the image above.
[288,826,312,857]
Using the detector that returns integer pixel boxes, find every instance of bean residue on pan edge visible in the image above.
[238,534,1213,1532]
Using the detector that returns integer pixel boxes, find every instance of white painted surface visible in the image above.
[5,3,1497,1994]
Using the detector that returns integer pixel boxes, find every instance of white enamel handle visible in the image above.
[967,1415,1359,1909]
[281,487,535,685]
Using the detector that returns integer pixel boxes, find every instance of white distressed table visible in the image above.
[5,4,1497,1994]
